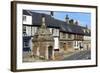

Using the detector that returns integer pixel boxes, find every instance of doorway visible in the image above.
[48,46,53,60]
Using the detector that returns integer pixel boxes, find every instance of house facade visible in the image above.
[22,10,91,60]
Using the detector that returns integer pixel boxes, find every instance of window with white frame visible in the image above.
[26,26,31,36]
[68,34,72,38]
[32,27,37,36]
[23,15,32,25]
[24,41,29,48]
[23,26,26,36]
[23,15,26,21]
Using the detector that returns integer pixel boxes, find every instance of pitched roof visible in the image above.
[23,10,91,36]
[30,11,60,28]
[23,10,32,15]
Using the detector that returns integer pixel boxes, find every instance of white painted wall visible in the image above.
[32,27,37,36]
[26,26,31,36]
[53,29,59,36]
[73,41,78,48]
[25,26,37,36]
[54,37,59,49]
[84,36,91,40]
[29,38,33,51]
[23,15,32,25]
[49,28,53,34]
[66,34,74,39]
[60,32,63,39]
[73,41,83,49]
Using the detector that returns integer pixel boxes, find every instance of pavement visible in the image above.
[63,50,91,60]
[23,51,47,62]
[23,49,91,62]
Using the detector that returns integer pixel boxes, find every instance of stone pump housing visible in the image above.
[32,15,60,60]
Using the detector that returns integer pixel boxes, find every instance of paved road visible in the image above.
[63,50,91,60]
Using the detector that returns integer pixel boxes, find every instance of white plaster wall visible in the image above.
[49,28,53,34]
[53,29,59,36]
[84,36,91,40]
[32,27,37,36]
[29,38,33,50]
[26,26,31,36]
[23,15,32,25]
[54,37,59,49]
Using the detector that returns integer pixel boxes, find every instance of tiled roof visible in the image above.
[23,10,32,15]
[23,10,90,36]
[30,11,60,28]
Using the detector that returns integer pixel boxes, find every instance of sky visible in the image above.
[32,10,91,28]
[54,11,91,28]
